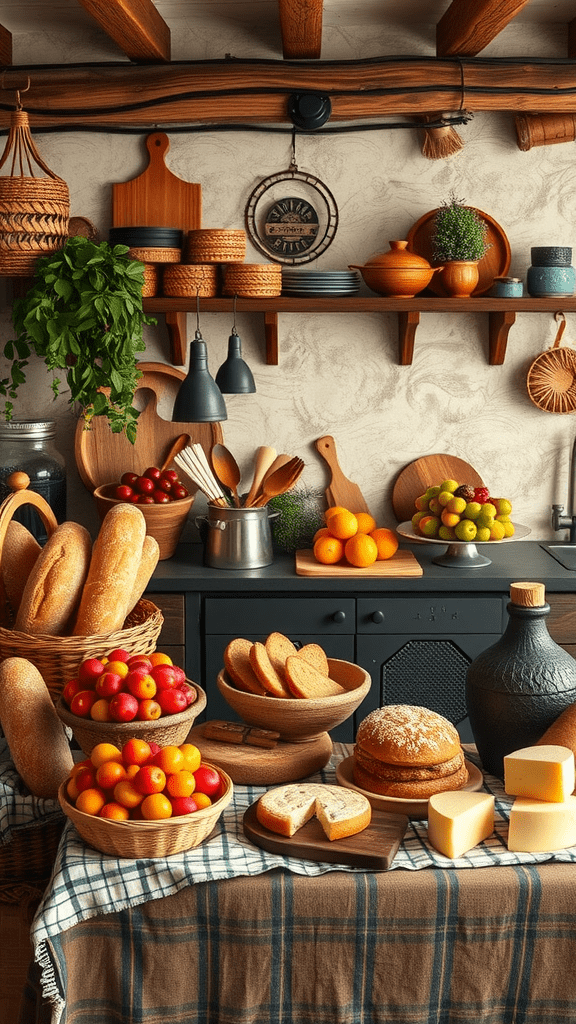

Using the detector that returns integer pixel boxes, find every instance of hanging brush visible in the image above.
[419,113,465,160]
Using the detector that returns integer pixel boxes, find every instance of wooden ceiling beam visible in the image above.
[436,0,532,57]
[278,0,323,59]
[3,59,576,130]
[76,0,170,63]
[0,24,12,66]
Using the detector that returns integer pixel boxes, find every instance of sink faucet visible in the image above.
[552,434,576,542]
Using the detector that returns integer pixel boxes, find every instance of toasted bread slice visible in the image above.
[223,638,267,695]
[249,642,292,698]
[284,656,346,699]
[265,632,298,681]
[296,643,330,676]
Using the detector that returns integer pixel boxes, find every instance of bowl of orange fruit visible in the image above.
[58,739,233,857]
[312,508,399,568]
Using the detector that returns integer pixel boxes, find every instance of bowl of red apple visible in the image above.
[93,465,195,559]
[56,649,207,757]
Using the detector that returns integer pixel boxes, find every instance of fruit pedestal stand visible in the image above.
[397,522,531,567]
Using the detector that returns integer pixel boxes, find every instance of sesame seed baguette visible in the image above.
[73,504,146,636]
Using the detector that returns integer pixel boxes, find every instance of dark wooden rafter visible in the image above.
[436,0,533,57]
[0,23,12,66]
[278,0,323,59]
[568,17,576,57]
[76,0,170,63]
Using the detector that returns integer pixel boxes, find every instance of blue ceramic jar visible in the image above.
[527,264,575,297]
[492,276,523,297]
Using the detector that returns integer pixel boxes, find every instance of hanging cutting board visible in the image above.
[74,362,223,491]
[112,132,202,231]
[315,436,371,514]
[295,548,423,577]
[392,454,484,524]
[243,800,408,870]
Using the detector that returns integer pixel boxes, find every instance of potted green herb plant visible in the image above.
[431,195,491,297]
[0,236,155,442]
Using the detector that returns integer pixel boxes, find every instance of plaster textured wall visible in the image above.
[1,11,575,543]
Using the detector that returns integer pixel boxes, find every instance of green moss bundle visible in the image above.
[268,487,325,553]
[432,195,491,263]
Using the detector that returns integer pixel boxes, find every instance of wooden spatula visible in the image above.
[315,436,371,515]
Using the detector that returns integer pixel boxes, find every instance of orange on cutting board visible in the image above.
[344,533,378,568]
[313,535,344,565]
[370,527,399,560]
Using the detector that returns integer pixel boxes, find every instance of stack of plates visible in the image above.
[281,269,361,297]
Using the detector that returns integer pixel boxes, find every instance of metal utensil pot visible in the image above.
[196,504,278,569]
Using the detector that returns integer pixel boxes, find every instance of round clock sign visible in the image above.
[245,165,339,265]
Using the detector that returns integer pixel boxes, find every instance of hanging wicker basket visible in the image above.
[0,98,69,276]
[527,312,576,414]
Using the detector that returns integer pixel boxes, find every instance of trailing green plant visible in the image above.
[0,236,156,443]
[431,194,491,263]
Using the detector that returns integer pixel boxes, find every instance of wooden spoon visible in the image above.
[160,432,191,473]
[252,458,305,506]
[244,445,277,507]
[245,453,292,506]
[212,443,241,507]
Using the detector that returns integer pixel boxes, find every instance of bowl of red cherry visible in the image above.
[93,465,194,559]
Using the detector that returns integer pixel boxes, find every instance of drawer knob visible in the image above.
[332,610,346,623]
[371,610,384,623]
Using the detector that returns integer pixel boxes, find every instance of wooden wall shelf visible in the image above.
[143,296,576,368]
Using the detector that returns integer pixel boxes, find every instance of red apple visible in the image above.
[193,764,221,798]
[171,484,189,500]
[169,796,199,817]
[126,672,157,700]
[78,657,105,687]
[161,469,179,484]
[137,699,162,721]
[155,476,172,493]
[150,664,178,690]
[144,466,161,481]
[156,688,188,715]
[108,649,130,663]
[137,494,155,504]
[95,671,123,698]
[121,472,139,487]
[70,689,98,718]
[178,683,197,707]
[109,692,139,722]
[171,665,186,686]
[63,678,81,706]
[114,484,134,501]
[135,475,155,495]
[128,655,153,671]
[152,489,171,504]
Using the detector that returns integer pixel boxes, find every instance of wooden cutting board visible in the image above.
[74,362,223,490]
[187,725,333,785]
[391,454,484,524]
[295,548,423,577]
[243,800,408,870]
[315,435,371,514]
[112,132,201,230]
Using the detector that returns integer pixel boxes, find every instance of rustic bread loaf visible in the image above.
[14,521,92,636]
[224,638,267,694]
[1,520,41,615]
[0,657,73,798]
[249,641,292,697]
[256,783,371,840]
[126,534,160,616]
[284,655,346,698]
[537,702,576,759]
[73,504,146,636]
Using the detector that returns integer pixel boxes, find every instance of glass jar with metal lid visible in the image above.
[0,419,66,542]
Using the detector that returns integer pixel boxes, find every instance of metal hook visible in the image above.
[232,293,237,332]
[1,73,30,110]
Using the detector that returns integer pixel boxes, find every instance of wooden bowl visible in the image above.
[58,761,233,858]
[56,682,207,756]
[93,484,195,559]
[216,658,371,741]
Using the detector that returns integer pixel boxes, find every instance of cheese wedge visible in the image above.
[508,795,576,852]
[427,791,495,858]
[503,745,575,803]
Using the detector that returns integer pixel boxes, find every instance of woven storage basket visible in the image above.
[56,681,207,755]
[223,262,282,297]
[163,263,219,297]
[186,228,246,264]
[58,762,233,857]
[0,107,69,276]
[0,473,163,702]
[527,313,576,414]
[0,815,64,900]
[128,246,181,264]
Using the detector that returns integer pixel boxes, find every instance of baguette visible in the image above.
[1,520,41,615]
[0,657,73,798]
[126,534,160,616]
[73,504,146,636]
[537,702,576,759]
[15,521,92,636]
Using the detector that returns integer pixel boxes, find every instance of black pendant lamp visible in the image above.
[172,297,227,423]
[215,296,256,394]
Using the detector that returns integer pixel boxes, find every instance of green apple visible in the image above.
[464,501,482,521]
[455,519,477,542]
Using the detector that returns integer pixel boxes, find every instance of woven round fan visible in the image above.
[527,313,576,414]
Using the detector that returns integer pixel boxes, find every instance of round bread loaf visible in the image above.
[73,504,146,636]
[14,521,92,636]
[256,783,371,841]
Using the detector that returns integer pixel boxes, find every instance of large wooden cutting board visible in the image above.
[295,548,423,577]
[315,435,371,514]
[243,800,408,870]
[112,132,201,230]
[74,362,223,491]
[391,455,484,524]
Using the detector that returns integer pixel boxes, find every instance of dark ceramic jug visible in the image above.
[466,582,576,779]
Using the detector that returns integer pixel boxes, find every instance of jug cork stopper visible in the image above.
[510,582,546,607]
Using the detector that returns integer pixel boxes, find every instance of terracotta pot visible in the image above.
[440,260,480,298]
[349,240,436,298]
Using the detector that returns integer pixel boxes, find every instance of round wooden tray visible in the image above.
[391,453,484,524]
[187,723,333,785]
[336,754,483,819]
[406,207,511,296]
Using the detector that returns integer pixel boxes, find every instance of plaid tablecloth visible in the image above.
[23,743,576,1024]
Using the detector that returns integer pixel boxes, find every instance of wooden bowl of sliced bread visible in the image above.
[217,634,371,741]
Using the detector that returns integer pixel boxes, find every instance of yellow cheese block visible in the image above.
[508,795,576,852]
[503,745,575,803]
[427,791,495,858]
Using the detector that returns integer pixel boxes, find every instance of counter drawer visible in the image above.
[204,597,356,635]
[357,596,505,634]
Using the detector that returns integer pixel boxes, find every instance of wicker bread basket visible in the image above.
[163,263,219,297]
[223,262,282,297]
[527,312,576,414]
[0,473,163,702]
[186,228,246,264]
[58,762,233,857]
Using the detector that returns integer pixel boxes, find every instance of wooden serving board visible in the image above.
[315,435,371,514]
[112,132,201,231]
[391,454,484,524]
[187,725,333,785]
[295,548,423,577]
[243,800,409,870]
[74,362,223,491]
[406,207,511,297]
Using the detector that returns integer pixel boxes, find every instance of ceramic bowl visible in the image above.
[93,484,195,560]
[530,246,572,267]
[216,658,371,741]
[527,264,576,297]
